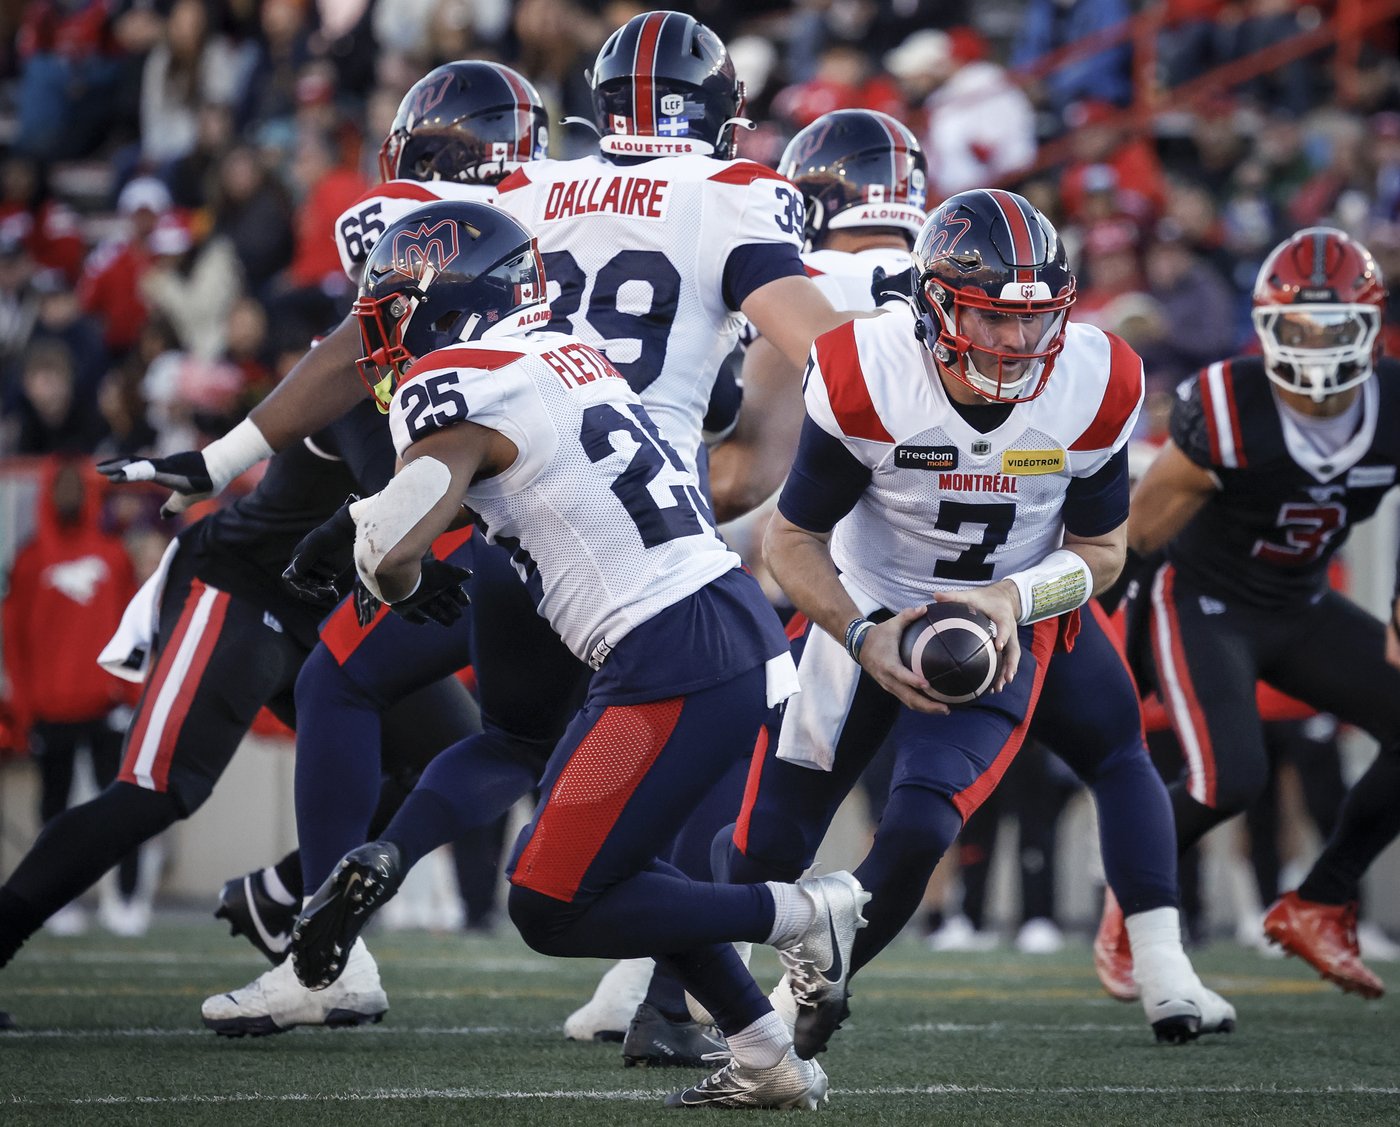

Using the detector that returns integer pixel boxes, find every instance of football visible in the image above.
[898,602,1002,704]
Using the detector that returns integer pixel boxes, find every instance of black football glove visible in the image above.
[282,498,359,603]
[871,264,918,308]
[97,451,214,517]
[389,559,472,627]
[353,579,382,627]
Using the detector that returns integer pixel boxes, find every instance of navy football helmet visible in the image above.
[379,61,548,185]
[777,110,928,250]
[1252,226,1386,401]
[590,10,746,159]
[911,188,1076,402]
[354,202,549,409]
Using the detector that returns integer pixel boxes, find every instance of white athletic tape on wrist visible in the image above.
[353,456,453,602]
[1005,548,1092,625]
[201,418,274,492]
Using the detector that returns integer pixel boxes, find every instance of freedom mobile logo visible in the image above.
[895,445,958,471]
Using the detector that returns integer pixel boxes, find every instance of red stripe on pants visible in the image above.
[950,617,1058,821]
[511,697,684,902]
[731,724,771,855]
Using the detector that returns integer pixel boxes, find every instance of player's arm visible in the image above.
[763,414,947,715]
[707,336,805,523]
[98,316,366,514]
[1127,440,1217,555]
[353,421,514,604]
[741,275,858,370]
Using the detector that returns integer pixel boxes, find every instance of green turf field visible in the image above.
[2,918,1396,1126]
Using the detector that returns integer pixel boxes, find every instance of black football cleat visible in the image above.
[292,842,403,990]
[215,869,298,964]
[0,1009,15,1031]
[622,1002,730,1068]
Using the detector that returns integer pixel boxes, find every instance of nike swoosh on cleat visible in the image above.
[818,912,842,985]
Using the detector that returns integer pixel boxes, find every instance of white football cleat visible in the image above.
[1135,953,1237,1044]
[563,957,654,1042]
[685,942,753,1027]
[201,937,387,1037]
[776,871,870,1060]
[664,1045,829,1110]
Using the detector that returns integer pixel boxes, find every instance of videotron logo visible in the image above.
[895,445,958,471]
[1001,449,1066,475]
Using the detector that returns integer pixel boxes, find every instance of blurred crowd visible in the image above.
[0,0,1395,465]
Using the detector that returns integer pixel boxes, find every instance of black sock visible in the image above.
[0,889,48,968]
[1298,749,1400,905]
[2,782,182,941]
[1170,783,1227,855]
[272,851,304,902]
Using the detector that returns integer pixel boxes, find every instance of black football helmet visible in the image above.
[379,61,548,185]
[590,10,746,159]
[777,110,928,250]
[354,202,549,410]
[911,188,1076,402]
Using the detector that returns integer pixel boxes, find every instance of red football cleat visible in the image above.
[1093,886,1138,1001]
[1263,892,1385,1000]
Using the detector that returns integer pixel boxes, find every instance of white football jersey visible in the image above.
[805,311,1142,612]
[387,332,739,666]
[495,155,805,475]
[334,180,497,283]
[803,246,913,313]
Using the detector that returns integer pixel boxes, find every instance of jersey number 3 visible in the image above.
[1252,501,1346,565]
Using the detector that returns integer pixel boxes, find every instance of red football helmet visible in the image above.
[1252,227,1386,401]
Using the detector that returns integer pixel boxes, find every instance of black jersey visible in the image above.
[1167,355,1400,608]
[182,399,396,645]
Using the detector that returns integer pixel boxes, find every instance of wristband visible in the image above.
[201,418,274,491]
[1005,548,1093,624]
[843,616,875,662]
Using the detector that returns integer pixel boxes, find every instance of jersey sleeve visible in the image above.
[333,181,445,282]
[1169,370,1216,470]
[707,162,806,309]
[1067,330,1144,475]
[801,322,895,465]
[386,346,527,458]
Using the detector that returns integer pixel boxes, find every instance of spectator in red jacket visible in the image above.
[2,457,147,935]
[77,178,172,359]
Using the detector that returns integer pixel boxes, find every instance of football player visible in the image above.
[1108,226,1400,1000]
[0,394,479,1031]
[206,11,856,1041]
[562,107,931,1054]
[288,200,866,1110]
[722,189,1233,1058]
[708,108,927,522]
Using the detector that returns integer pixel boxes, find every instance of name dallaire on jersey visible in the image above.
[895,444,1068,495]
[542,176,672,223]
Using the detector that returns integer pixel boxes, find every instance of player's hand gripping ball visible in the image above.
[898,603,1002,704]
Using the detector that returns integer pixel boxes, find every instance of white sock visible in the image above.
[1126,907,1193,986]
[726,1010,791,1070]
[764,882,816,947]
[260,867,298,907]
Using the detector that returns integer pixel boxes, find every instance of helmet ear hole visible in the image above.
[433,310,465,333]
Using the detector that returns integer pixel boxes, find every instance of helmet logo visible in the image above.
[922,212,973,260]
[390,219,461,281]
[910,168,927,209]
[1020,283,1038,299]
[660,93,684,116]
[409,74,453,123]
